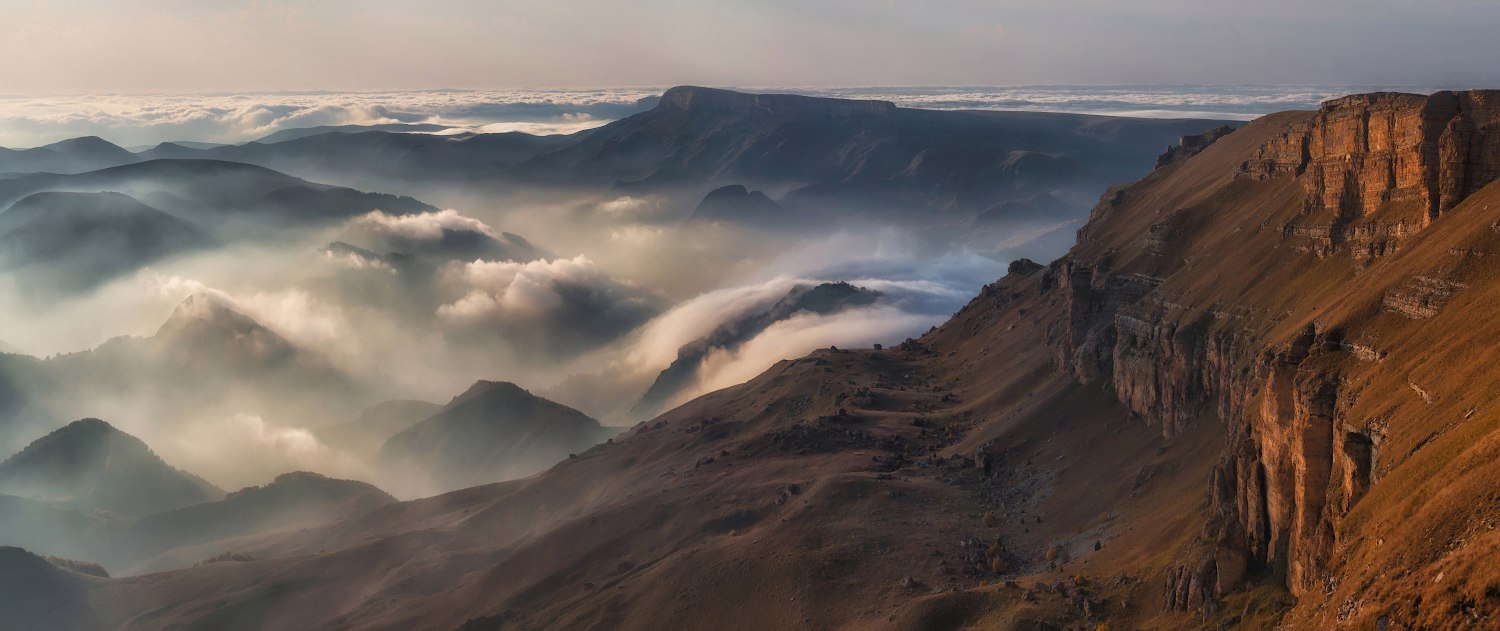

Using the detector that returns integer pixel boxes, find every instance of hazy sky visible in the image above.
[2,0,1497,93]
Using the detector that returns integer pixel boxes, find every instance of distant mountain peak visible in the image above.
[690,184,784,225]
[0,418,221,517]
[34,417,117,442]
[156,292,267,338]
[41,135,129,155]
[451,380,533,405]
[381,380,610,494]
[1,418,146,470]
[657,86,897,117]
[152,293,305,368]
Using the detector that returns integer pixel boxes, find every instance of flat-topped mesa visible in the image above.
[657,86,898,118]
[1242,90,1500,233]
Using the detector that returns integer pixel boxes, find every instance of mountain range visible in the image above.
[0,87,1228,229]
[0,419,395,576]
[0,159,432,230]
[0,191,212,292]
[510,86,1233,222]
[0,90,1493,629]
[7,88,1499,629]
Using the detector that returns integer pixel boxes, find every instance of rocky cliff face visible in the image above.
[1026,90,1500,619]
[1241,91,1500,261]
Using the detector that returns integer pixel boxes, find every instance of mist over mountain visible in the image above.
[513,86,1232,224]
[316,399,441,458]
[0,293,367,476]
[137,131,575,194]
[380,381,615,496]
[4,88,1493,630]
[0,159,431,226]
[0,136,139,175]
[0,192,212,293]
[0,88,1230,482]
[0,422,396,577]
[5,85,1393,630]
[633,281,880,417]
[0,419,220,518]
[0,547,94,630]
[688,184,786,226]
[249,123,453,144]
[103,87,1226,226]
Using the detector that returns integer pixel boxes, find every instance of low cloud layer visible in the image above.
[165,413,365,490]
[350,209,500,242]
[0,89,661,148]
[0,85,1447,149]
[439,256,659,354]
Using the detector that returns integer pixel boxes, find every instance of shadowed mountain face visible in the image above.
[0,418,394,578]
[509,86,1233,222]
[335,219,546,265]
[0,441,395,576]
[380,381,615,495]
[0,191,212,293]
[632,281,880,417]
[20,91,1500,630]
[249,123,453,145]
[116,471,395,573]
[0,159,433,237]
[151,293,306,372]
[0,419,221,518]
[111,87,1230,227]
[688,184,786,226]
[0,547,96,631]
[138,130,576,192]
[0,136,139,175]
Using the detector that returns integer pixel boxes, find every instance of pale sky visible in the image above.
[1,0,1497,93]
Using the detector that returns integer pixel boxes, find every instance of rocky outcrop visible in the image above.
[1047,261,1162,385]
[1164,546,1247,614]
[1111,316,1254,438]
[1242,91,1500,260]
[1156,124,1237,168]
[1381,275,1467,319]
[1210,327,1343,595]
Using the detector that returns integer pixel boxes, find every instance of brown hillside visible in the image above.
[23,91,1500,630]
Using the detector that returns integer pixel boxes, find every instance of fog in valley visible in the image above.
[0,85,1232,577]
[0,181,1042,491]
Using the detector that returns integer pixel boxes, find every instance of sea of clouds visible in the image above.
[0,84,1447,149]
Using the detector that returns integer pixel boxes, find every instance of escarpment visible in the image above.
[1242,91,1500,261]
[956,90,1500,625]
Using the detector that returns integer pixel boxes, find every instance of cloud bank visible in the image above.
[0,89,661,148]
[0,85,1450,149]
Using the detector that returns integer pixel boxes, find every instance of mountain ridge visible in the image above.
[379,380,615,496]
[9,90,1499,630]
[0,418,222,518]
